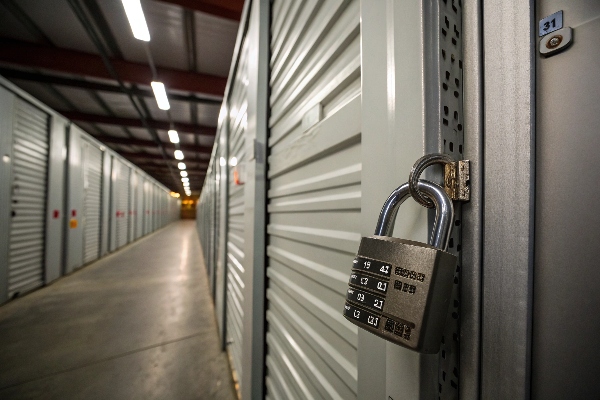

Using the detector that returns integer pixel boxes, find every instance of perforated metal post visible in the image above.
[435,0,464,398]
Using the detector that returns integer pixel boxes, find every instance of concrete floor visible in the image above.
[0,220,237,400]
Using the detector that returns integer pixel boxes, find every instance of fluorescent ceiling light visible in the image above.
[168,130,179,143]
[178,162,186,170]
[180,171,188,177]
[151,81,170,110]
[230,156,238,166]
[219,157,226,166]
[181,177,189,183]
[183,182,190,187]
[121,0,150,41]
[174,150,184,160]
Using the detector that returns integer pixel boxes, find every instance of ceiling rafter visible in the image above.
[96,135,212,154]
[132,159,208,168]
[0,69,222,105]
[119,151,185,161]
[0,39,227,95]
[155,0,244,21]
[61,110,215,136]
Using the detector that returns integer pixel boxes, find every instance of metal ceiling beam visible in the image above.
[133,160,209,168]
[61,110,215,136]
[0,39,227,96]
[155,0,244,21]
[0,70,222,106]
[144,168,206,178]
[119,151,191,161]
[97,135,212,154]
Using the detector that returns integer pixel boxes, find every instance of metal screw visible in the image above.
[547,35,563,49]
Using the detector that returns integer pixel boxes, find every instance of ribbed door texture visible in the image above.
[226,38,249,385]
[115,160,130,248]
[82,140,103,264]
[128,171,137,243]
[8,99,50,297]
[265,1,362,399]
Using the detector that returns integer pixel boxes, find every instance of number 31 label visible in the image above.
[539,11,563,37]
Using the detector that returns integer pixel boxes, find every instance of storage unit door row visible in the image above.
[0,82,180,303]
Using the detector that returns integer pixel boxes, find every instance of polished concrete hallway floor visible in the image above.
[0,220,237,400]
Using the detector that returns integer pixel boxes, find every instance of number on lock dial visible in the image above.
[349,272,389,293]
[347,287,385,310]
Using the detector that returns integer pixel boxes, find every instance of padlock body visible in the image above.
[343,235,457,353]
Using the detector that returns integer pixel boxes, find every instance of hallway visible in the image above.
[0,221,237,400]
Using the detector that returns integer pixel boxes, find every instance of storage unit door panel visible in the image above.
[225,38,249,385]
[82,140,103,264]
[115,161,130,248]
[128,171,136,242]
[8,98,49,297]
[265,1,361,398]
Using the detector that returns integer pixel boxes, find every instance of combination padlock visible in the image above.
[342,180,457,353]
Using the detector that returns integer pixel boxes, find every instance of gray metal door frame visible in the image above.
[481,1,536,399]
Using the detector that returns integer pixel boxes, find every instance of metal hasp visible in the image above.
[409,153,470,206]
[343,180,458,353]
[444,160,470,201]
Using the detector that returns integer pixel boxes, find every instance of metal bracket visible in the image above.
[444,160,470,202]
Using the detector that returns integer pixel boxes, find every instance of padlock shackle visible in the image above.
[374,180,454,250]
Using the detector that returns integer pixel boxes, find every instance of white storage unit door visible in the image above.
[8,98,50,297]
[129,171,137,243]
[82,140,103,264]
[143,180,151,235]
[225,37,250,385]
[115,160,130,248]
[265,1,361,399]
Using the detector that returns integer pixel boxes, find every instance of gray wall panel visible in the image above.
[45,116,67,283]
[65,126,84,273]
[533,1,600,398]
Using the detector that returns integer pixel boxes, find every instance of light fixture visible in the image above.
[181,177,189,183]
[219,157,226,166]
[174,150,184,160]
[168,129,179,143]
[178,162,186,170]
[151,81,170,110]
[121,0,150,41]
[183,182,190,187]
[180,171,188,177]
[230,156,238,167]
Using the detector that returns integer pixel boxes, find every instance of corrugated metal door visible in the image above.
[115,160,130,248]
[265,1,361,398]
[129,170,137,242]
[226,38,249,384]
[8,98,50,297]
[82,140,103,264]
[136,175,144,239]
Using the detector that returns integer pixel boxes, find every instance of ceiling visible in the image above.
[0,0,244,194]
